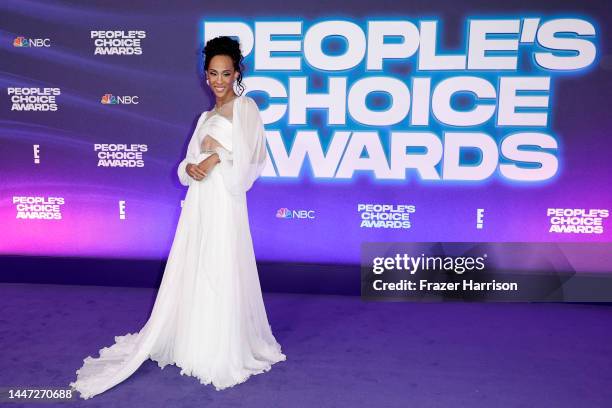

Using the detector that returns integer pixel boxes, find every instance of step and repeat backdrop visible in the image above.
[1,1,610,279]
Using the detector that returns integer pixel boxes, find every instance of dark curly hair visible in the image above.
[203,36,245,95]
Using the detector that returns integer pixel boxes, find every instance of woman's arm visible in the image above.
[215,96,267,195]
[177,112,208,186]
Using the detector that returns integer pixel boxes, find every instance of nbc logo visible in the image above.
[101,94,139,105]
[276,207,315,219]
[13,36,51,47]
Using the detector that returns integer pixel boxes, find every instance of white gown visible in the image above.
[69,95,286,399]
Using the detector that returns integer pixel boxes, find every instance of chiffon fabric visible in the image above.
[69,95,286,399]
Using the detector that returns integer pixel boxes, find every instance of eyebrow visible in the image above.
[209,69,232,73]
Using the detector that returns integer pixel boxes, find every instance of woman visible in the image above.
[69,36,286,399]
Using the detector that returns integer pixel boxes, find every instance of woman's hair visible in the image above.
[203,36,245,95]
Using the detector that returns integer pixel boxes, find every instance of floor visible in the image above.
[0,282,611,407]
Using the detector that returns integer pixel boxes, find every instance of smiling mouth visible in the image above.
[214,86,225,91]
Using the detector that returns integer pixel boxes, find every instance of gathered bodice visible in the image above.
[198,113,233,154]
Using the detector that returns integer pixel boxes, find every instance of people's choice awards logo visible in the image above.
[13,196,64,220]
[358,204,415,229]
[8,87,60,111]
[91,30,146,55]
[205,18,598,183]
[95,144,148,168]
[547,208,608,234]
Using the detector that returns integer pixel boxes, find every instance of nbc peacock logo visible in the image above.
[13,37,27,47]
[101,94,118,104]
[276,208,292,219]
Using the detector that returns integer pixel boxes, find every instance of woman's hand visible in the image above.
[187,153,221,180]
[186,163,207,181]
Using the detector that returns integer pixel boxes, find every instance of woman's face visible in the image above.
[206,55,238,99]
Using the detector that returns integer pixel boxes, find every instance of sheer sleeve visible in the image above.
[214,96,267,195]
[177,111,209,186]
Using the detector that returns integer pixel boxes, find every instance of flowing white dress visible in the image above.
[69,95,286,399]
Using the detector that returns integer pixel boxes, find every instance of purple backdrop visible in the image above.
[1,0,610,274]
